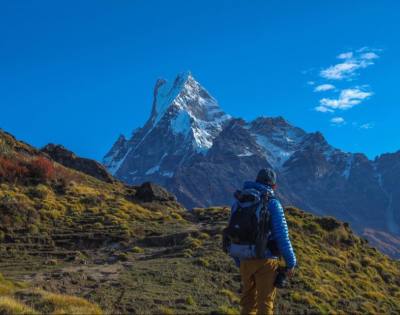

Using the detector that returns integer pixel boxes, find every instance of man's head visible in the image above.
[256,168,277,188]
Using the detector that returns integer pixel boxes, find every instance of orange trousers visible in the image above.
[239,258,279,315]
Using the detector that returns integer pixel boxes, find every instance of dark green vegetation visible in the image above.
[1,129,400,314]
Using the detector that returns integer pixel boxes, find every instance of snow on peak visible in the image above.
[151,72,190,125]
[151,72,230,151]
[247,118,306,169]
[254,134,295,168]
[104,72,230,176]
[152,72,228,121]
[171,110,191,136]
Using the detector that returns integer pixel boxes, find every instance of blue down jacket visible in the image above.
[228,181,297,269]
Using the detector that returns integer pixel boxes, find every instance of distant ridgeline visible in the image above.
[103,72,400,259]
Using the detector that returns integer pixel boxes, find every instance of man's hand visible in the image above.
[286,267,295,278]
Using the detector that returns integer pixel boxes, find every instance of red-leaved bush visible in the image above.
[0,155,56,184]
[29,157,55,182]
[0,156,29,182]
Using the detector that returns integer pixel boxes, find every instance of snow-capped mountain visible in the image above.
[103,72,230,186]
[104,72,400,258]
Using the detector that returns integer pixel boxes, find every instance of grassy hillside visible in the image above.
[0,272,102,315]
[0,129,399,314]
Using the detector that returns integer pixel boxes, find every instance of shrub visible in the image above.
[45,259,58,266]
[52,178,68,194]
[186,295,196,306]
[349,261,361,272]
[216,305,239,315]
[117,253,129,262]
[29,157,55,182]
[0,193,35,229]
[182,249,193,258]
[170,212,183,220]
[195,258,209,268]
[29,225,40,234]
[93,222,104,229]
[159,306,174,315]
[361,256,373,267]
[184,237,203,249]
[0,156,29,183]
[28,184,51,199]
[81,195,102,206]
[131,246,145,254]
[219,289,240,303]
[291,291,302,303]
[198,232,210,240]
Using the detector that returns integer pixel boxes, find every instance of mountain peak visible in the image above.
[151,72,227,125]
[148,72,230,150]
[176,70,192,81]
[103,73,231,177]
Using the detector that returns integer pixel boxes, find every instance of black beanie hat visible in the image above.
[256,168,277,186]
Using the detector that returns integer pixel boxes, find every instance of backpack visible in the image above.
[223,188,273,259]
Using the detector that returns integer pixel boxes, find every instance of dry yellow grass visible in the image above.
[0,273,102,315]
[0,296,38,315]
[0,274,15,295]
[37,290,103,315]
[219,289,240,304]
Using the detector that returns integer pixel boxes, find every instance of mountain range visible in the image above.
[104,72,400,258]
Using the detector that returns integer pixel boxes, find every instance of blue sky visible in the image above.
[1,0,399,160]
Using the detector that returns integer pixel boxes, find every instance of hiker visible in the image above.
[223,168,297,315]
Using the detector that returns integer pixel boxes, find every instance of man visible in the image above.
[227,168,296,315]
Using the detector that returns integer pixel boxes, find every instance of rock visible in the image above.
[42,144,114,183]
[135,182,176,202]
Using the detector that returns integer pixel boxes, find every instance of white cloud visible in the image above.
[352,121,375,129]
[361,52,379,60]
[337,52,353,59]
[309,47,381,124]
[318,88,372,111]
[320,62,359,80]
[314,84,335,92]
[315,105,334,113]
[360,122,374,129]
[331,117,345,125]
[320,48,380,80]
[357,46,382,53]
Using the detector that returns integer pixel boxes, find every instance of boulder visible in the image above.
[135,182,176,202]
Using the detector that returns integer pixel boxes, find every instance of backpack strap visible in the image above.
[255,191,274,258]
